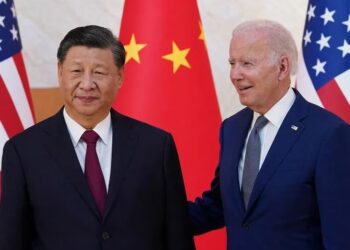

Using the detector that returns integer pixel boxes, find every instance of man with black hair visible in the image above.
[0,25,195,250]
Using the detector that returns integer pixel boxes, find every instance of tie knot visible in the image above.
[81,130,100,144]
[254,116,269,130]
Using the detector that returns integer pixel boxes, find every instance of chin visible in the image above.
[75,107,99,117]
[239,97,251,107]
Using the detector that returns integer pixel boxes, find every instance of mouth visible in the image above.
[75,96,98,103]
[237,85,253,93]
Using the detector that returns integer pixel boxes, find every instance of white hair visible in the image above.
[232,20,298,75]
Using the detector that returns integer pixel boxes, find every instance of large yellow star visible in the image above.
[162,42,191,73]
[124,34,147,63]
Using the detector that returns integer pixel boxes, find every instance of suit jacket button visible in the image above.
[102,232,110,240]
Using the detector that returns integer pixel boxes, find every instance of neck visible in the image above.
[254,84,290,114]
[64,108,109,129]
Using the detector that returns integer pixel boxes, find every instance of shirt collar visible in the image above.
[264,87,296,128]
[63,108,112,147]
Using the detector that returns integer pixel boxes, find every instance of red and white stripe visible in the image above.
[0,52,34,173]
[335,69,350,105]
[0,123,9,171]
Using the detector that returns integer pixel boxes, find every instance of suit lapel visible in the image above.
[245,93,309,215]
[230,109,254,215]
[104,111,138,220]
[43,109,101,219]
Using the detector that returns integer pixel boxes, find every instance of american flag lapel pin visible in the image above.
[291,125,298,131]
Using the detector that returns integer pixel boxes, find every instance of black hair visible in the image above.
[57,25,125,68]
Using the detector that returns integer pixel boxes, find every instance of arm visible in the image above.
[187,125,225,235]
[188,167,225,235]
[163,133,195,250]
[316,122,350,249]
[0,140,33,250]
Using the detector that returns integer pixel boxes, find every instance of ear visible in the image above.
[277,56,290,81]
[57,62,63,86]
[116,66,124,88]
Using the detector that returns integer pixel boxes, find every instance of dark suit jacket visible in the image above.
[189,91,350,250]
[0,109,195,250]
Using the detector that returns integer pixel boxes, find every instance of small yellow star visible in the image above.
[199,21,205,41]
[124,34,147,63]
[162,42,191,73]
[199,21,207,48]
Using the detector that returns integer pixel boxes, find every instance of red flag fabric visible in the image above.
[297,0,350,124]
[115,0,225,249]
[0,0,35,198]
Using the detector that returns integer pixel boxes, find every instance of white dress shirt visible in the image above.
[63,108,113,191]
[238,88,296,188]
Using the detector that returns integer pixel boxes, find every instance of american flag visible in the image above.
[0,0,34,195]
[297,0,350,124]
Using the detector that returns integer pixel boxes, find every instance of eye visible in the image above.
[242,61,255,68]
[71,69,81,73]
[94,70,106,76]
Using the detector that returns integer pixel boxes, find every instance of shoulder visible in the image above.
[111,110,172,138]
[293,89,347,128]
[309,104,350,145]
[7,110,63,145]
[288,92,350,145]
[304,99,349,130]
[222,107,252,127]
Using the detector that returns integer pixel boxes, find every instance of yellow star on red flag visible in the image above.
[199,21,205,41]
[162,42,191,73]
[124,34,147,63]
[117,1,224,248]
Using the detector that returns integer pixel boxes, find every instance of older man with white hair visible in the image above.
[189,19,350,250]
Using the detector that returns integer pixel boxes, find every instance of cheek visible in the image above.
[102,83,119,101]
[63,85,76,98]
[229,68,234,80]
[61,76,78,90]
[251,70,274,90]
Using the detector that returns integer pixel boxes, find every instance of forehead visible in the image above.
[229,31,270,58]
[63,46,114,65]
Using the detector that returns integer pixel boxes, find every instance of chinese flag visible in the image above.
[115,0,225,249]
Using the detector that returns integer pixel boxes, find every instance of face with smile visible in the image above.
[229,30,290,114]
[58,46,123,128]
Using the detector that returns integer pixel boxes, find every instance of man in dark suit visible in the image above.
[0,25,195,250]
[189,20,350,250]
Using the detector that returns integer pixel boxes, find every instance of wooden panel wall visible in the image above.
[30,88,63,122]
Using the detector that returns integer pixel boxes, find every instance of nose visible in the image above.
[80,73,96,90]
[230,64,243,83]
